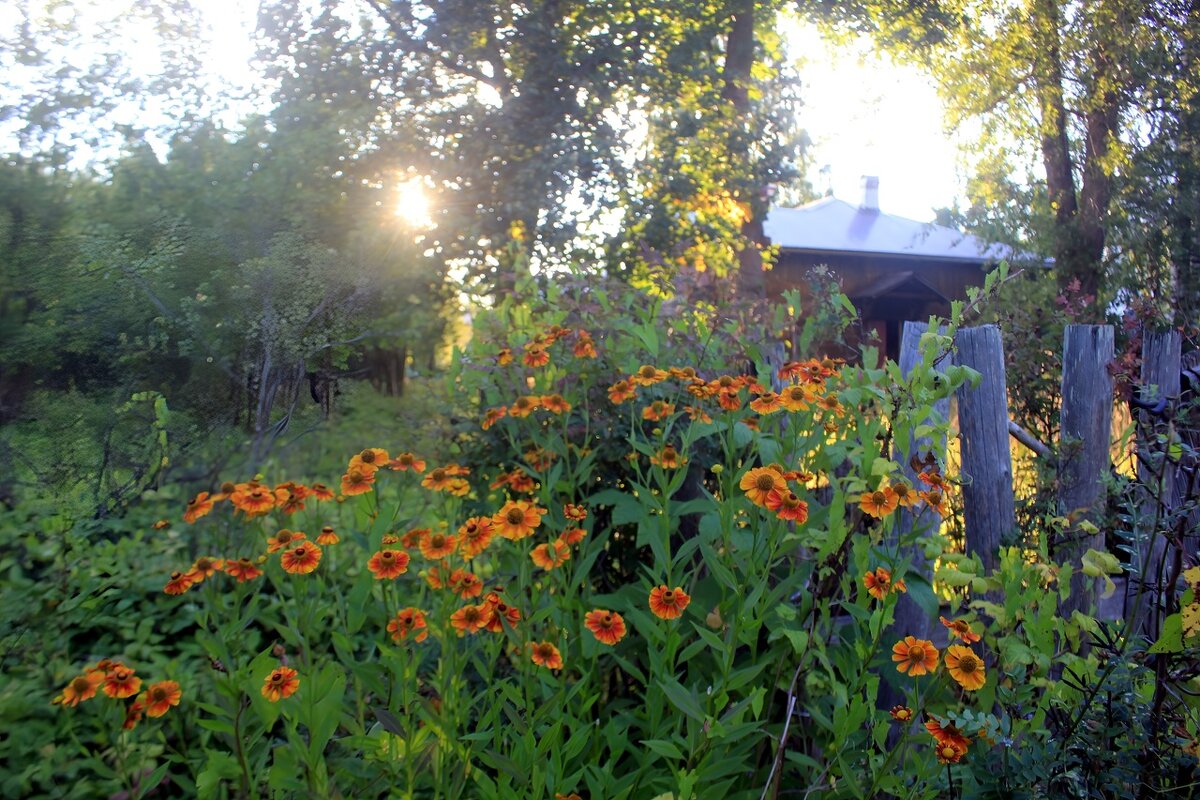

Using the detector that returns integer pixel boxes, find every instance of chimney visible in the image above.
[860,175,879,212]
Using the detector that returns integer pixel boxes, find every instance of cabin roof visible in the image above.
[764,196,1018,264]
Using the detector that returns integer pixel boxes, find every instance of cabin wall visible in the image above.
[766,251,990,361]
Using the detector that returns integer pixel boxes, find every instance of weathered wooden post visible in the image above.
[891,321,951,642]
[1058,324,1115,618]
[954,326,1016,572]
[879,321,950,715]
[1132,330,1182,633]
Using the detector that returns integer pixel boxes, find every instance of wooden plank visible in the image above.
[954,326,1016,572]
[1058,324,1115,618]
[1131,330,1182,631]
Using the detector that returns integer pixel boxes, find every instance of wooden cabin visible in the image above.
[763,177,1016,361]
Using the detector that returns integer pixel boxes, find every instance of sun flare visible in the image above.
[395,178,432,227]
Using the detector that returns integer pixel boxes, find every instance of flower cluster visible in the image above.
[54,659,179,730]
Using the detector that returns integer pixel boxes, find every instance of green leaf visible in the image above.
[1150,614,1184,654]
[658,678,705,722]
[641,738,685,761]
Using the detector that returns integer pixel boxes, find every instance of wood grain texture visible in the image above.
[954,326,1016,571]
[1058,324,1115,618]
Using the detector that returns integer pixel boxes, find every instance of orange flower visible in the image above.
[531,539,571,570]
[152,519,170,530]
[493,500,545,540]
[892,636,939,676]
[859,486,900,518]
[749,391,784,414]
[779,383,815,412]
[389,452,426,472]
[524,447,555,471]
[483,597,522,632]
[650,445,686,469]
[224,558,263,582]
[450,603,493,635]
[523,344,550,367]
[584,610,627,645]
[317,525,340,545]
[542,394,572,414]
[280,543,322,574]
[935,740,967,764]
[642,400,675,421]
[231,486,276,515]
[425,564,448,589]
[926,718,972,750]
[716,388,743,411]
[449,569,483,598]
[631,364,668,386]
[368,549,411,579]
[740,466,787,507]
[388,607,429,643]
[261,666,300,702]
[267,528,306,553]
[944,645,987,691]
[275,486,306,515]
[683,405,713,423]
[556,794,583,800]
[309,482,335,501]
[563,503,588,521]
[56,672,104,706]
[482,407,507,430]
[458,516,495,558]
[765,489,809,523]
[141,680,181,717]
[573,332,597,358]
[341,468,375,496]
[164,570,195,595]
[419,530,457,560]
[183,492,214,523]
[103,665,141,699]
[648,585,691,620]
[920,489,949,517]
[421,466,457,491]
[863,567,903,601]
[890,705,914,722]
[608,379,636,404]
[530,641,563,670]
[350,448,389,473]
[497,346,513,366]
[509,395,541,418]
[561,526,587,545]
[917,468,947,489]
[940,616,982,644]
[187,556,223,582]
[892,481,919,508]
[122,699,145,730]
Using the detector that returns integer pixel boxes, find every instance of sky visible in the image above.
[4,1,966,222]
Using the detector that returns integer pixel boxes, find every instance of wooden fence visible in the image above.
[895,320,1193,632]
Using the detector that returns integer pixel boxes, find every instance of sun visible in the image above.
[395,178,432,227]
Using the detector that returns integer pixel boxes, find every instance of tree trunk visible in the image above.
[722,0,766,297]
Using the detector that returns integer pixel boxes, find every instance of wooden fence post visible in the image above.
[954,326,1016,572]
[891,321,950,642]
[1058,324,1115,618]
[1131,330,1182,633]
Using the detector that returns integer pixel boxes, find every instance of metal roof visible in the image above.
[764,196,1015,263]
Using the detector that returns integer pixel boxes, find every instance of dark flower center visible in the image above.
[506,508,526,524]
[909,646,926,661]
[958,655,979,674]
[872,491,886,505]
[361,450,376,462]
[756,474,776,491]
